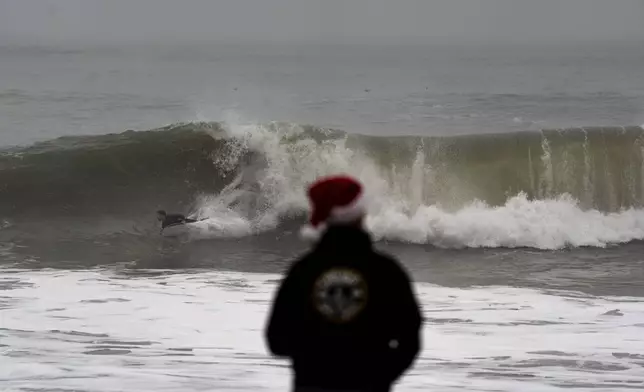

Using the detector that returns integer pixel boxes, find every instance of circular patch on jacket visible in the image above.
[312,267,368,323]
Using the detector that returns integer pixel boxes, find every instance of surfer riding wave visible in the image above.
[156,210,200,233]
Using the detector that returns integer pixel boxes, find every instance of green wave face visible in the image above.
[1,123,642,221]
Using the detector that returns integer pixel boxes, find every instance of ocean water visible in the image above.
[2,40,644,391]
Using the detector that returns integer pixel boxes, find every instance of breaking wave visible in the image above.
[2,121,644,249]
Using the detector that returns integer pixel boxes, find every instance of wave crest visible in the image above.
[2,121,644,249]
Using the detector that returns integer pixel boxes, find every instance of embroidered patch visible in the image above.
[312,267,368,323]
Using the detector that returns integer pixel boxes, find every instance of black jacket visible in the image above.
[265,226,423,392]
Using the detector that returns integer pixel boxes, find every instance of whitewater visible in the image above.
[171,118,644,250]
[1,270,643,391]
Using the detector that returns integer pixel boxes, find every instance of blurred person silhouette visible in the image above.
[265,175,423,392]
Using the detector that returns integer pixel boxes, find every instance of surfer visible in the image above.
[156,210,198,233]
[265,175,423,392]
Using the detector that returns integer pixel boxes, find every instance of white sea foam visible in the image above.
[0,270,643,391]
[185,117,644,249]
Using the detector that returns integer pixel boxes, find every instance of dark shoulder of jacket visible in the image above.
[372,250,421,325]
[372,249,414,283]
[280,249,316,281]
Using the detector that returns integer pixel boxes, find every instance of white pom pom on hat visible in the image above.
[299,175,367,241]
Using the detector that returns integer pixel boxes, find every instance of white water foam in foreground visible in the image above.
[1,270,643,391]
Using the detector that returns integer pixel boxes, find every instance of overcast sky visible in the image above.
[0,0,643,45]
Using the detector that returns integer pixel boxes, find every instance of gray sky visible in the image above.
[1,0,643,45]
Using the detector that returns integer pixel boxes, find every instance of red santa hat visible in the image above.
[300,175,367,240]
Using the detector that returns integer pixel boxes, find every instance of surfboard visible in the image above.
[160,218,207,237]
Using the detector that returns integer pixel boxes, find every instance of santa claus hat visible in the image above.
[300,175,367,241]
